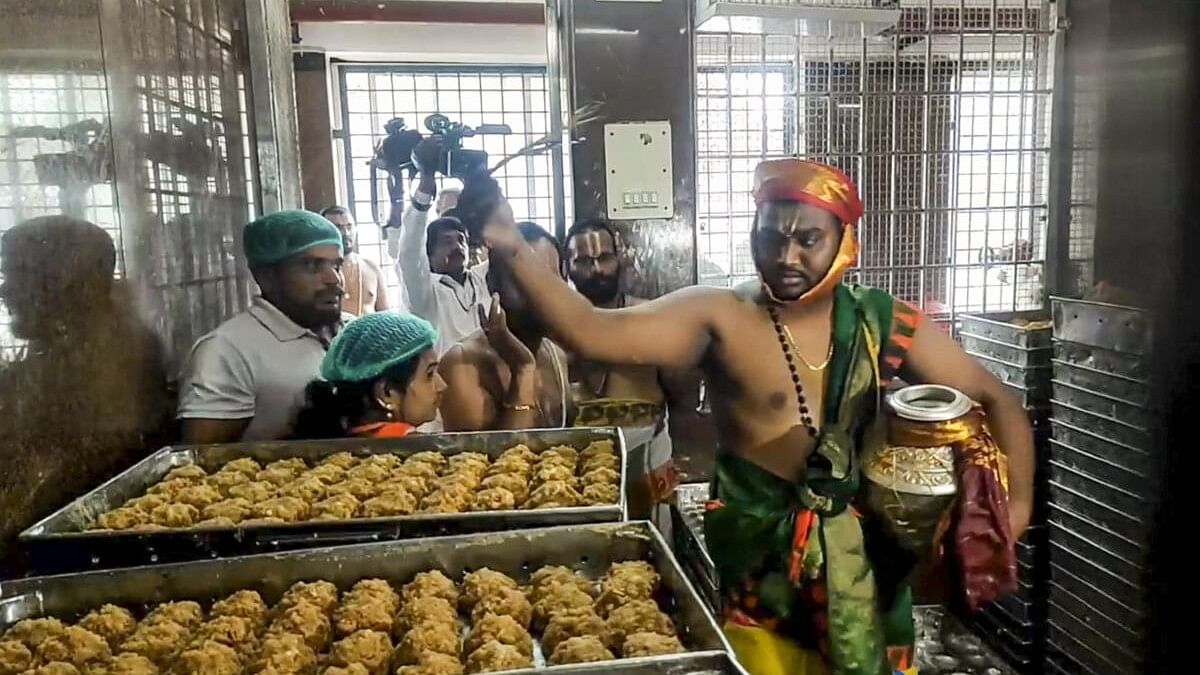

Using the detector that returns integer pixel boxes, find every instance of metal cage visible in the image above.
[695,0,1056,325]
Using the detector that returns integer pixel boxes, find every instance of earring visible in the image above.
[377,398,394,420]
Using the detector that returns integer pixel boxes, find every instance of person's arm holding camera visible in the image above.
[394,139,442,320]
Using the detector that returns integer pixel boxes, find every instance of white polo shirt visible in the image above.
[388,190,489,355]
[177,297,333,441]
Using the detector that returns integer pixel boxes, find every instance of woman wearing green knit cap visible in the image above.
[294,312,446,439]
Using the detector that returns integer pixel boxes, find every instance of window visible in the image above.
[0,72,119,360]
[696,64,796,287]
[337,64,568,303]
[695,3,1054,321]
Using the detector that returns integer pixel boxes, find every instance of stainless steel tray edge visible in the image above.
[19,429,631,570]
[3,521,746,675]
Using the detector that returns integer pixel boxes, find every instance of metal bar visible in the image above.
[888,22,899,294]
[858,26,867,258]
[760,32,769,162]
[1043,0,1073,299]
[948,0,967,322]
[244,0,302,211]
[98,0,152,283]
[826,27,834,164]
[705,88,1057,98]
[1012,0,1029,311]
[983,0,998,311]
[724,23,735,272]
[919,0,934,309]
[544,0,567,239]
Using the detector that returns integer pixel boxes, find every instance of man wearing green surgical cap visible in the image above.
[178,210,348,444]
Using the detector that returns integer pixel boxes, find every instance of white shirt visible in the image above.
[177,297,331,441]
[389,189,489,355]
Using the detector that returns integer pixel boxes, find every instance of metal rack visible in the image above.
[1044,297,1152,674]
[959,310,1052,673]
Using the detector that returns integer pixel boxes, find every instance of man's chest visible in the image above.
[711,313,835,428]
[249,339,326,399]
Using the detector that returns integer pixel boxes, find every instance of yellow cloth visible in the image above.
[724,623,920,675]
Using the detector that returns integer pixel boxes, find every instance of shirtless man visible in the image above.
[474,160,1034,674]
[322,206,389,316]
[437,221,570,431]
[564,218,665,409]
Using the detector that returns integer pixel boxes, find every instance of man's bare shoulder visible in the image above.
[446,331,501,369]
[635,285,742,308]
[360,256,383,274]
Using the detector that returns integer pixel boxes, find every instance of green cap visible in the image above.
[243,209,344,268]
[321,312,439,383]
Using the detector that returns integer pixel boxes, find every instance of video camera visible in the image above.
[369,114,510,228]
[420,113,511,180]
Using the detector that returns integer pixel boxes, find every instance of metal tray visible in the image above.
[1048,523,1144,589]
[1047,460,1154,522]
[1053,339,1148,382]
[0,521,744,675]
[969,351,1053,392]
[961,331,1053,368]
[1051,357,1149,406]
[1046,619,1139,675]
[1043,653,1081,675]
[1047,587,1142,660]
[914,605,1021,675]
[1046,479,1148,547]
[959,311,1052,349]
[1050,298,1150,356]
[20,428,628,573]
[1000,381,1051,415]
[1050,400,1151,452]
[1047,502,1146,565]
[1046,614,1137,675]
[957,607,1037,670]
[1048,547,1147,619]
[1048,440,1148,492]
[1050,380,1153,430]
[668,484,718,613]
[1049,419,1153,478]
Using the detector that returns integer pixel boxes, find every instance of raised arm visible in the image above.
[396,173,436,318]
[486,219,721,370]
[901,317,1035,538]
[438,343,538,431]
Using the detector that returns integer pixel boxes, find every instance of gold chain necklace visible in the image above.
[780,323,834,371]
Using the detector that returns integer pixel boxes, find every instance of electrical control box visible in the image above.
[603,121,674,220]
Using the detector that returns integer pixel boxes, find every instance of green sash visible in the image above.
[703,284,914,675]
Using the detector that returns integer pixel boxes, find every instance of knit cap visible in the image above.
[243,209,343,267]
[320,312,438,383]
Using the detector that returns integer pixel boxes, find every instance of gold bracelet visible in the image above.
[504,403,534,412]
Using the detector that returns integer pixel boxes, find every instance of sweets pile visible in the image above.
[88,442,620,532]
[0,560,683,675]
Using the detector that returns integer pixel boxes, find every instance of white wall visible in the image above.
[296,21,548,64]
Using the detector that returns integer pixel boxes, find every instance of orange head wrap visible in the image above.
[751,159,863,305]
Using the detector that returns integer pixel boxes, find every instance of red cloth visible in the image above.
[349,422,416,439]
[951,431,1019,611]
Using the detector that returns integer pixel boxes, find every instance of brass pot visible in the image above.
[862,384,972,558]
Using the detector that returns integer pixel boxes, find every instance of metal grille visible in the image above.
[0,72,120,360]
[337,64,569,302]
[696,0,1054,322]
[128,0,259,364]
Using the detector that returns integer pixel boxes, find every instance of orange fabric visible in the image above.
[752,159,865,226]
[788,510,817,583]
[348,421,416,438]
[750,160,864,306]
